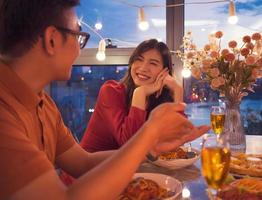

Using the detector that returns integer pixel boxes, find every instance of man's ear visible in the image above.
[42,26,58,55]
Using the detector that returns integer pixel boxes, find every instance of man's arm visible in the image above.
[55,144,115,178]
[11,103,210,200]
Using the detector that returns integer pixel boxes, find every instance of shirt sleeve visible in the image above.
[43,93,76,157]
[0,106,54,199]
[97,82,147,146]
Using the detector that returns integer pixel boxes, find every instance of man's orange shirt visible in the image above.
[0,63,76,199]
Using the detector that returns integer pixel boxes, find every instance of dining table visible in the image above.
[138,135,262,200]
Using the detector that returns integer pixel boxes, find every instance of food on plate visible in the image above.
[158,147,194,160]
[217,178,262,200]
[229,153,262,177]
[118,177,174,200]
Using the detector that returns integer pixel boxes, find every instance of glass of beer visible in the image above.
[201,134,231,199]
[210,106,225,135]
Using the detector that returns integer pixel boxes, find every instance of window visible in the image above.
[184,0,262,134]
[76,0,166,48]
[51,65,128,141]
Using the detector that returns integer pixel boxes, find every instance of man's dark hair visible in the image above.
[0,0,80,57]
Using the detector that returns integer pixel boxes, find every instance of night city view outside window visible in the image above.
[76,0,166,48]
[184,0,262,134]
[51,66,128,141]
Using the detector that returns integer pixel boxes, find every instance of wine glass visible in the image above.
[201,134,231,199]
[210,106,225,135]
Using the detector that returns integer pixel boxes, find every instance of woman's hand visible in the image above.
[132,68,168,110]
[136,68,169,97]
[156,74,183,102]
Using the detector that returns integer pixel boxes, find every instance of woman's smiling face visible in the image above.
[131,49,164,87]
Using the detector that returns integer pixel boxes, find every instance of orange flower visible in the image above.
[215,31,223,39]
[242,35,251,43]
[211,78,221,89]
[204,44,211,51]
[251,32,262,41]
[221,49,229,57]
[210,68,220,78]
[228,40,237,48]
[191,68,201,79]
[246,55,256,65]
[240,48,250,57]
[257,58,262,68]
[218,77,225,85]
[202,58,212,68]
[246,42,254,50]
[186,52,194,59]
[225,53,235,62]
[210,51,219,58]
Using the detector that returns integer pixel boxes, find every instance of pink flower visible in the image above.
[210,51,219,58]
[228,40,237,48]
[190,44,196,50]
[186,52,194,59]
[210,68,220,78]
[202,59,213,68]
[246,55,256,65]
[246,42,254,50]
[204,44,211,51]
[242,35,251,43]
[251,68,261,79]
[215,31,223,39]
[240,48,250,57]
[225,53,235,62]
[221,49,230,57]
[211,78,221,89]
[251,33,262,41]
[191,68,201,80]
[257,58,262,68]
[218,77,225,85]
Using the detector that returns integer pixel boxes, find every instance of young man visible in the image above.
[0,0,209,199]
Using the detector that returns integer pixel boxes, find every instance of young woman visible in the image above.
[81,39,183,152]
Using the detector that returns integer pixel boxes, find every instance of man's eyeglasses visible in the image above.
[55,26,90,49]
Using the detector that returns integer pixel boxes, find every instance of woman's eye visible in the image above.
[150,62,158,66]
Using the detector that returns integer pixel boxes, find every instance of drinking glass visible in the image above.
[210,106,225,135]
[201,134,231,199]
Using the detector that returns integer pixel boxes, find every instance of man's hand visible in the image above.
[145,103,210,154]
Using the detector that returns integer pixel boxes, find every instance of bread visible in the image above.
[217,178,262,200]
[230,153,262,177]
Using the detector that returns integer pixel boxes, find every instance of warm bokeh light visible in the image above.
[182,68,192,78]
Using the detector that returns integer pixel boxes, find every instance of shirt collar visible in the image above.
[0,62,42,110]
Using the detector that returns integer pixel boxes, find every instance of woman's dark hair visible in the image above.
[0,0,80,57]
[121,39,174,116]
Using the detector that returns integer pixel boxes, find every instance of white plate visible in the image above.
[133,173,183,200]
[149,148,200,170]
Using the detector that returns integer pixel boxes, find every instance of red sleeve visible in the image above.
[96,81,147,146]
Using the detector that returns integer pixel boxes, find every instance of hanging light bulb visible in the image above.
[95,21,103,30]
[228,0,238,24]
[138,7,149,31]
[181,68,191,78]
[96,39,106,61]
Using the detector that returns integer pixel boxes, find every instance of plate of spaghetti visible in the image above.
[118,173,182,200]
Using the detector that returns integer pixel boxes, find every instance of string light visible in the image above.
[138,7,149,31]
[182,68,192,78]
[95,21,103,30]
[96,39,106,61]
[228,0,238,24]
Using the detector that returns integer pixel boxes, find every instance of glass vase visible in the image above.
[223,100,246,153]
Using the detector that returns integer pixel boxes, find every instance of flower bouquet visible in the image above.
[176,31,262,152]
